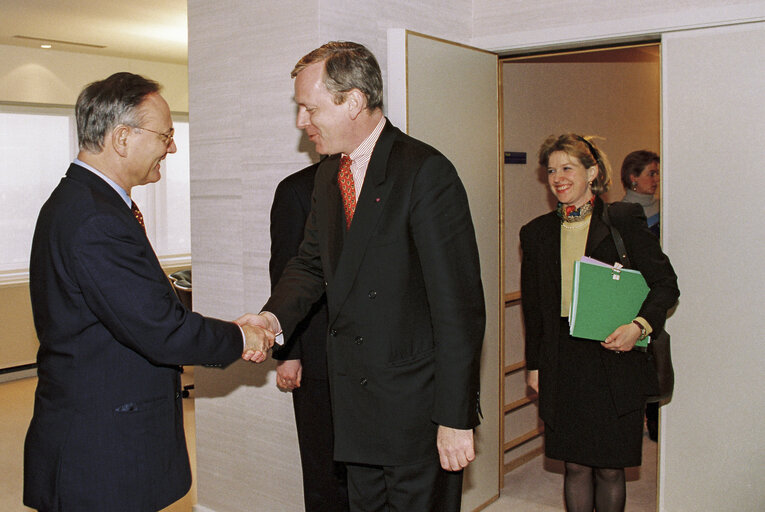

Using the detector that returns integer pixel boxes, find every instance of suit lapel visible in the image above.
[539,212,562,300]
[585,198,609,258]
[326,121,398,322]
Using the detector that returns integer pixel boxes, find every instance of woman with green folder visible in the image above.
[520,134,679,512]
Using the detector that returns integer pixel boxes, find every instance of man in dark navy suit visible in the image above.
[270,162,350,511]
[24,72,273,512]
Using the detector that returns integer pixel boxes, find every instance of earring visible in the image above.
[631,181,638,191]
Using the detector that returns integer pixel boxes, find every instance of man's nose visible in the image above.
[296,109,309,129]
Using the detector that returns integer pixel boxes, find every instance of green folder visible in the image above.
[569,259,650,346]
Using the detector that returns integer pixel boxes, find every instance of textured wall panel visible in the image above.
[472,0,765,51]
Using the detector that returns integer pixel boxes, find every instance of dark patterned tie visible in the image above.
[337,155,356,230]
[131,201,146,232]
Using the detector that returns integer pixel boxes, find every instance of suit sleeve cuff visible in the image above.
[634,316,653,336]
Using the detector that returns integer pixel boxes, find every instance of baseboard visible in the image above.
[0,364,37,383]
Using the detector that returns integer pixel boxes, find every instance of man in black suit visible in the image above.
[24,72,273,512]
[244,42,485,511]
[269,162,349,511]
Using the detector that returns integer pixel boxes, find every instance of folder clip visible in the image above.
[611,262,623,281]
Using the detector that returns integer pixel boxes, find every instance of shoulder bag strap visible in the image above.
[602,204,631,268]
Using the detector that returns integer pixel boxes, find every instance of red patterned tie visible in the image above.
[337,155,356,230]
[131,201,146,232]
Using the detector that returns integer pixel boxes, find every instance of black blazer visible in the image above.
[264,120,486,466]
[269,162,329,380]
[24,164,243,512]
[520,198,679,425]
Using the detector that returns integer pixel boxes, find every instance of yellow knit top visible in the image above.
[560,217,591,317]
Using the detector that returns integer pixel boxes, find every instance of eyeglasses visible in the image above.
[133,126,175,147]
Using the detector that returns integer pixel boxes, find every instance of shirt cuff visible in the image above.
[237,324,246,350]
[259,311,284,346]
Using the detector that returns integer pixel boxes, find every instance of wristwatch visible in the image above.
[632,319,647,341]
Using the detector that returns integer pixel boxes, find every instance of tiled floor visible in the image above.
[1,373,657,511]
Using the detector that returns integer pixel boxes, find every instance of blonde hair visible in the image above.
[538,133,612,195]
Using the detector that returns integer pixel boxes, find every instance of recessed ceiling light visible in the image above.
[40,44,52,49]
[13,35,106,49]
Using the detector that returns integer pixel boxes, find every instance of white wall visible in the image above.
[472,0,765,51]
[0,44,188,110]
[661,22,765,511]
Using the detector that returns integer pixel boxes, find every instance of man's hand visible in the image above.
[436,425,475,471]
[239,324,274,363]
[237,312,280,333]
[276,359,302,390]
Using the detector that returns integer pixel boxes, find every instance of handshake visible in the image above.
[235,312,282,364]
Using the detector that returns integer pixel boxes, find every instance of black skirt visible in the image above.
[543,318,645,468]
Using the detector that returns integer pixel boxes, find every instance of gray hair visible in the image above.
[75,72,161,152]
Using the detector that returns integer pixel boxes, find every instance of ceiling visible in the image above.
[0,0,188,64]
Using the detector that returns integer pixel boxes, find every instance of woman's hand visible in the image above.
[602,322,642,352]
[526,369,539,393]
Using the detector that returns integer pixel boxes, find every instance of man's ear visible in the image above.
[112,125,130,157]
[346,89,366,120]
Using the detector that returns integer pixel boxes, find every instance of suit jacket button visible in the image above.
[354,336,363,345]
[359,377,368,386]
[330,329,337,337]
[368,290,377,299]
[175,392,182,399]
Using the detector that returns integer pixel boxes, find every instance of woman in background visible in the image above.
[620,150,660,237]
[520,134,678,512]
[621,149,663,441]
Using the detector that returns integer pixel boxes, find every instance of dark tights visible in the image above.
[564,462,626,512]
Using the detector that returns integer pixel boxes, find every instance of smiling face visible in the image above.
[632,161,660,195]
[293,61,354,155]
[124,92,176,188]
[547,150,598,207]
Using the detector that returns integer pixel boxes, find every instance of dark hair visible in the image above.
[291,41,383,111]
[620,150,660,189]
[75,72,161,152]
[538,133,612,195]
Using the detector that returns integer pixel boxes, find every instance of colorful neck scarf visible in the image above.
[557,196,595,222]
